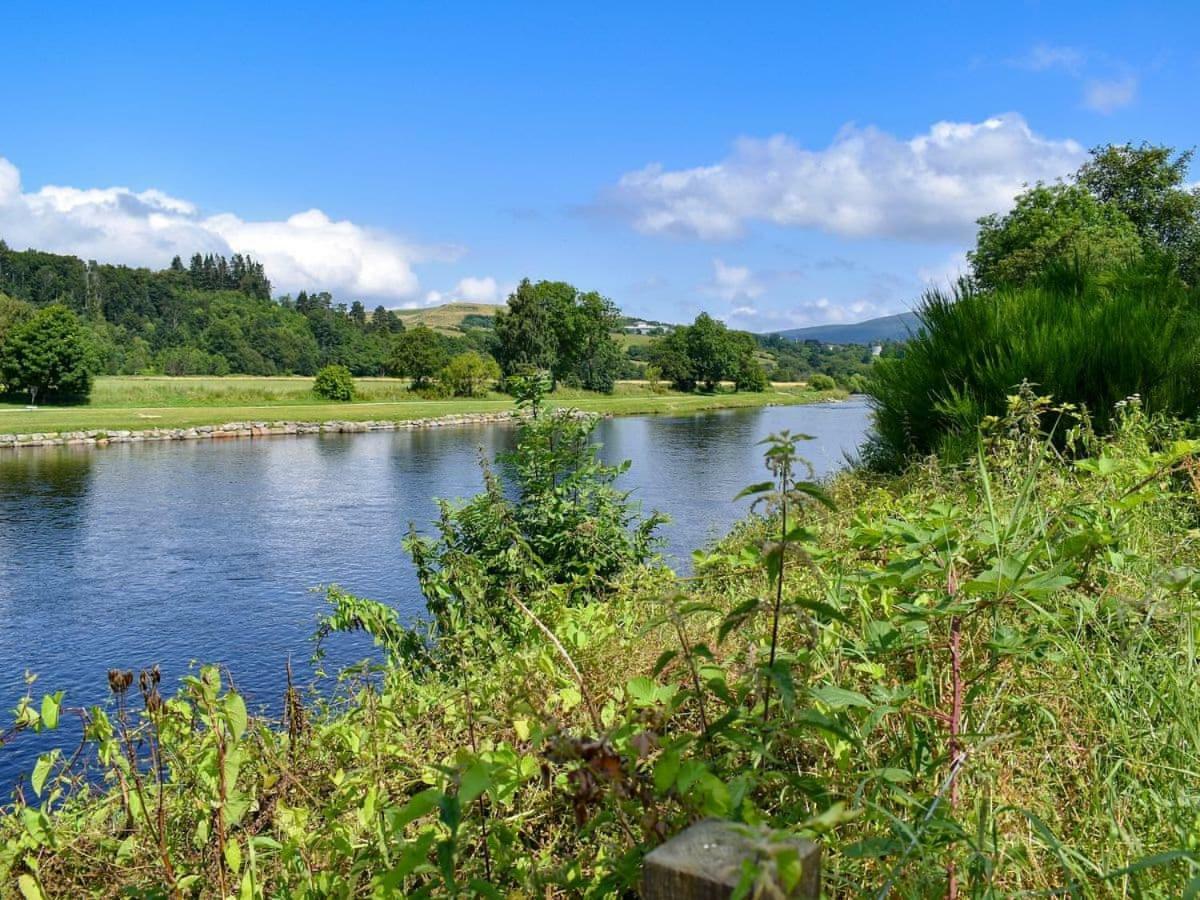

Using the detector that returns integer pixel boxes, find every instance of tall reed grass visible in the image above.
[866,259,1200,469]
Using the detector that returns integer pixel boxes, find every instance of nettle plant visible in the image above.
[526,397,1200,895]
[324,373,665,665]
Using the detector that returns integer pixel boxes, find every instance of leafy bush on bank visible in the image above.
[311,364,356,401]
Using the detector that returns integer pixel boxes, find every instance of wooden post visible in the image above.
[641,819,820,899]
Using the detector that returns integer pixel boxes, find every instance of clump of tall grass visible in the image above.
[866,258,1200,469]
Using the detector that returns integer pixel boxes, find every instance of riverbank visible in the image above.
[0,381,845,448]
[2,404,1194,895]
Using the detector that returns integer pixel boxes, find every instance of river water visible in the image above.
[0,399,870,786]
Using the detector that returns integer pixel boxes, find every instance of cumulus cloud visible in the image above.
[705,259,764,301]
[422,275,508,308]
[1006,45,1138,115]
[0,155,456,300]
[722,295,892,332]
[1012,44,1085,74]
[605,114,1084,241]
[1083,76,1138,113]
[917,251,970,288]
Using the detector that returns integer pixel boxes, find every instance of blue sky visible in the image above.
[1,1,1196,329]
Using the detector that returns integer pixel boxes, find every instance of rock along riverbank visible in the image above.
[0,409,571,451]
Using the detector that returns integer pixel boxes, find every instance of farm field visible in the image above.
[0,376,836,434]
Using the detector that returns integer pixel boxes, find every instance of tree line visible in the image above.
[0,243,648,403]
[0,236,892,405]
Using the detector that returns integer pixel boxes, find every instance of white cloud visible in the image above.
[706,259,764,301]
[1012,44,1085,74]
[421,275,508,308]
[917,251,970,288]
[452,276,502,303]
[1083,76,1137,113]
[1007,45,1139,115]
[0,155,456,300]
[722,295,892,332]
[606,114,1085,241]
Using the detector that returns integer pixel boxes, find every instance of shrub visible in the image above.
[865,259,1200,468]
[387,326,448,387]
[439,351,500,397]
[808,373,836,391]
[0,304,95,404]
[312,364,356,401]
[734,355,768,392]
[404,375,665,643]
[846,373,868,394]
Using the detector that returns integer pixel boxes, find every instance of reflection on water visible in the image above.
[0,401,869,786]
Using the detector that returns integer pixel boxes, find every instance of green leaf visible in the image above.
[810,685,873,710]
[459,762,491,805]
[31,751,58,798]
[790,596,851,625]
[224,838,242,874]
[17,874,45,900]
[793,480,836,510]
[718,597,760,644]
[390,789,441,832]
[734,481,775,500]
[652,649,678,676]
[225,693,248,742]
[377,831,436,889]
[38,693,60,731]
[653,750,680,794]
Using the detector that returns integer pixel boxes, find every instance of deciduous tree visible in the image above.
[0,303,95,404]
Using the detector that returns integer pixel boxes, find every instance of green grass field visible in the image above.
[0,377,839,434]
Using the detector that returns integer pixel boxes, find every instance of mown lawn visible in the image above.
[0,377,838,433]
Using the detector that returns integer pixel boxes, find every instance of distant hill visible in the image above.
[392,302,499,335]
[771,311,919,345]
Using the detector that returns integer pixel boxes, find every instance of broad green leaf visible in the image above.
[17,875,45,900]
[39,693,60,731]
[31,751,57,798]
[810,685,873,710]
[734,481,775,500]
[225,838,242,874]
[653,750,680,794]
[225,693,248,742]
[459,762,491,805]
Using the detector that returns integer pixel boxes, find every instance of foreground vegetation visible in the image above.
[0,378,837,434]
[3,385,1198,896]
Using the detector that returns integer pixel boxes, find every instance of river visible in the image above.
[0,399,870,786]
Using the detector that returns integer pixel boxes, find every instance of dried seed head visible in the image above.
[108,669,133,695]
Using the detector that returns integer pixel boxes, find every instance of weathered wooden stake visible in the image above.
[641,819,820,899]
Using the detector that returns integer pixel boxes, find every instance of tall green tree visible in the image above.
[493,279,561,376]
[646,329,695,391]
[388,325,449,387]
[970,143,1200,289]
[557,290,622,392]
[0,304,95,404]
[493,279,623,392]
[0,293,33,347]
[970,184,1143,289]
[1076,143,1200,283]
[685,312,738,390]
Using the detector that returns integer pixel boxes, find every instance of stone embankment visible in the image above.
[0,409,558,450]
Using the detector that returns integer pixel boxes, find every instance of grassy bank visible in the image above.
[0,377,841,434]
[3,396,1198,895]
